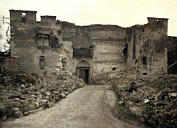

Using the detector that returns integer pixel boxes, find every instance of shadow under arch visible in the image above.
[76,60,90,84]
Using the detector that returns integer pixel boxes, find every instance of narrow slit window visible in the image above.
[39,56,45,69]
[123,44,128,62]
[143,57,147,65]
[21,12,26,23]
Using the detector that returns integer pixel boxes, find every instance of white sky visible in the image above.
[0,0,177,36]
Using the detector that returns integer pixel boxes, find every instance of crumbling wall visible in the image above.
[167,36,177,73]
[92,39,126,83]
[127,18,168,76]
[146,18,168,75]
[68,24,128,83]
[73,26,91,49]
[60,21,76,73]
[60,23,128,83]
[9,10,169,84]
[10,10,62,75]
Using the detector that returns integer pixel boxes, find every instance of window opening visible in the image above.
[123,44,128,61]
[112,67,116,71]
[21,12,26,23]
[51,37,59,48]
[143,57,147,65]
[39,56,45,69]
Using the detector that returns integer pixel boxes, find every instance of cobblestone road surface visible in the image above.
[1,86,144,128]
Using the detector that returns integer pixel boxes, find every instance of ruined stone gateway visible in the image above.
[9,9,177,84]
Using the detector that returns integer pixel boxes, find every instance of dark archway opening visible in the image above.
[142,57,147,65]
[76,60,90,84]
[77,67,90,84]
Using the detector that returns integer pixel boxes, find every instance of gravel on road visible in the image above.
[1,86,145,128]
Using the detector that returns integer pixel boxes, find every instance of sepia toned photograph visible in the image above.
[0,0,177,128]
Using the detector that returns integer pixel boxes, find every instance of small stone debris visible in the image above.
[0,71,86,120]
[109,68,177,128]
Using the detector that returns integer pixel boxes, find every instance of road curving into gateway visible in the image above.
[1,86,145,128]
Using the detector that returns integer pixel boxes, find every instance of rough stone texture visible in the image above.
[1,86,146,128]
[109,69,177,128]
[9,9,173,84]
[10,10,62,74]
[127,18,168,76]
[0,71,86,120]
[0,56,18,74]
[167,36,177,73]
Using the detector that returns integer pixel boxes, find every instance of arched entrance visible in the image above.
[76,60,90,84]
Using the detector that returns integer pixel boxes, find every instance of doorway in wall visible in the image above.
[77,67,90,84]
[76,60,90,84]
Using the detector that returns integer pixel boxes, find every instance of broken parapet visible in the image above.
[41,16,56,25]
[9,9,172,83]
[10,10,37,24]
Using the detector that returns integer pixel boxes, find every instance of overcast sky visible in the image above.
[0,0,177,36]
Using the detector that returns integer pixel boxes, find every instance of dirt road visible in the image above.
[1,86,144,128]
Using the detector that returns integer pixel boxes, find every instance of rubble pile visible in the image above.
[111,72,177,128]
[0,71,86,120]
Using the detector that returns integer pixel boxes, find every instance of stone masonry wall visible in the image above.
[10,10,62,75]
[167,36,177,74]
[9,9,170,84]
[127,18,168,76]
